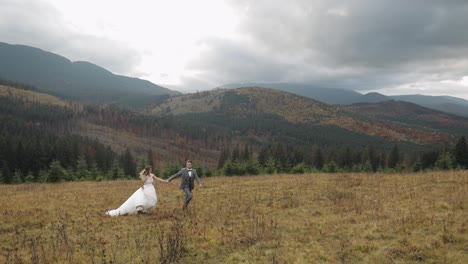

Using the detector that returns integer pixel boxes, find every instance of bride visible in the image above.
[106,165,166,216]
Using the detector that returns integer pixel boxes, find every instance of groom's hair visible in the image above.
[186,160,192,164]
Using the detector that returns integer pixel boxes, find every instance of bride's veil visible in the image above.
[139,169,147,181]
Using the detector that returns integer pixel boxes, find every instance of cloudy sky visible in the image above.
[1,0,468,99]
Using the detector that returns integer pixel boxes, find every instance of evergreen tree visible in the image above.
[38,169,49,183]
[4,141,14,173]
[434,152,455,170]
[290,162,307,174]
[147,148,155,168]
[217,147,230,169]
[454,136,468,168]
[273,144,286,172]
[257,146,269,167]
[421,150,439,169]
[387,144,400,169]
[121,148,136,178]
[242,144,250,161]
[13,170,23,184]
[232,159,246,175]
[339,147,353,171]
[313,147,324,170]
[108,160,125,180]
[363,145,378,172]
[49,160,66,182]
[138,156,149,173]
[25,171,35,183]
[231,145,241,162]
[1,160,12,184]
[362,160,373,173]
[89,162,100,180]
[75,155,90,180]
[323,161,338,173]
[16,141,26,174]
[222,160,235,176]
[245,157,261,175]
[291,148,304,167]
[264,156,276,174]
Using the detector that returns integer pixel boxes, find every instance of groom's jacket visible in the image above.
[168,168,201,190]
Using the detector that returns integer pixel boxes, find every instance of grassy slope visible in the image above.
[148,87,452,144]
[0,85,67,106]
[0,85,219,167]
[1,172,466,263]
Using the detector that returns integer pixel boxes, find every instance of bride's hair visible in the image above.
[139,165,152,181]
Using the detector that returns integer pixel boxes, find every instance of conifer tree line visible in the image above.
[0,96,143,184]
[1,81,468,184]
[217,136,468,175]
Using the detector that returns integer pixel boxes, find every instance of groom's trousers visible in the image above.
[182,187,193,209]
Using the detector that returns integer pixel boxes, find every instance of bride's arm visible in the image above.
[152,174,166,183]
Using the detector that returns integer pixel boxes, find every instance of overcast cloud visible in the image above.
[0,0,141,74]
[1,0,468,99]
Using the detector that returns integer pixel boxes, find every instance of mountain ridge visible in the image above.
[220,82,468,117]
[0,42,179,110]
[147,87,466,145]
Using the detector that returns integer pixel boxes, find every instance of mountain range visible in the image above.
[146,87,467,147]
[1,42,468,169]
[0,42,179,110]
[222,83,468,117]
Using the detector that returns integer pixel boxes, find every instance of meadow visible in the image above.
[1,171,467,263]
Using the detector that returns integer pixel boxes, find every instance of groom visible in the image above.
[167,160,202,210]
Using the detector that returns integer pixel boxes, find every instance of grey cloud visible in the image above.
[186,0,468,92]
[0,0,140,74]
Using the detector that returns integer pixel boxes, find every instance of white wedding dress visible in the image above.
[106,175,157,216]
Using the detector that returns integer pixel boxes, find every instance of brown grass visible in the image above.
[1,172,467,263]
[0,85,67,107]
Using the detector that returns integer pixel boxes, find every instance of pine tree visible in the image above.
[339,147,353,171]
[273,144,286,172]
[13,170,23,184]
[49,160,66,183]
[147,148,155,168]
[387,144,400,169]
[121,148,136,178]
[222,161,235,176]
[454,136,468,168]
[323,161,338,173]
[242,144,250,161]
[76,155,90,180]
[290,162,307,174]
[217,147,230,169]
[257,146,269,167]
[15,141,25,173]
[362,160,373,173]
[245,157,261,175]
[108,160,125,180]
[25,171,35,183]
[1,160,12,184]
[264,156,276,174]
[89,162,100,180]
[231,145,241,162]
[313,147,324,170]
[435,151,455,170]
[363,145,378,172]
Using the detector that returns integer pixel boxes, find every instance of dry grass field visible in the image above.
[1,172,467,263]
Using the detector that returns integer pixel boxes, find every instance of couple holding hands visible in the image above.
[106,160,202,216]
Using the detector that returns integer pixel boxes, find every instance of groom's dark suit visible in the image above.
[168,168,201,208]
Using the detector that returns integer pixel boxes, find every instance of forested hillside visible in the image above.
[1,84,467,184]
